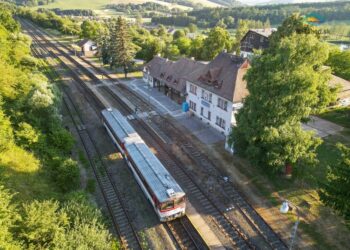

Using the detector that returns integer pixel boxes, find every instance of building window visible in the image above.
[208,111,211,121]
[200,107,203,116]
[217,98,228,111]
[189,84,197,95]
[189,100,196,112]
[201,89,212,103]
[216,116,226,130]
[260,36,264,43]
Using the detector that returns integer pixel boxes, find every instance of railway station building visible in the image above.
[143,52,250,153]
[184,53,250,152]
[143,56,206,104]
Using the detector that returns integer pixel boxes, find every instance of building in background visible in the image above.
[240,28,276,58]
[77,39,97,57]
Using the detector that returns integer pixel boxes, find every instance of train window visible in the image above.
[174,197,185,206]
[160,201,174,210]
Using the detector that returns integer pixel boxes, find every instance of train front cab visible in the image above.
[157,194,186,222]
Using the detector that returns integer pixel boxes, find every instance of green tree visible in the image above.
[230,34,334,173]
[55,159,80,192]
[110,17,136,78]
[224,16,235,28]
[233,19,249,54]
[0,8,20,32]
[81,20,99,40]
[269,14,320,49]
[19,200,68,248]
[164,44,180,60]
[15,122,39,149]
[0,186,21,249]
[173,29,185,40]
[0,109,13,152]
[49,126,74,154]
[216,19,227,29]
[137,36,165,62]
[190,35,204,60]
[326,49,350,81]
[188,23,197,33]
[264,18,271,29]
[101,35,110,65]
[319,143,350,227]
[202,26,232,60]
[175,36,192,55]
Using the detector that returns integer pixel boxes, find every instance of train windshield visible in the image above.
[174,196,185,206]
[160,200,174,211]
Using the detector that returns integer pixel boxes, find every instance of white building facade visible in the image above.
[186,82,237,136]
[184,53,250,153]
[186,81,244,153]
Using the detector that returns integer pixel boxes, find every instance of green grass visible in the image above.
[34,0,221,12]
[215,131,350,248]
[319,107,350,128]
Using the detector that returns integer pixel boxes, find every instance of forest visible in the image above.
[50,8,95,17]
[152,1,350,28]
[6,0,56,7]
[0,3,116,249]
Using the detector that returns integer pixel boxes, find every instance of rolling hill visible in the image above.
[37,0,223,11]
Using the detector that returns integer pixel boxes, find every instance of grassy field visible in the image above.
[37,0,220,11]
[211,107,350,249]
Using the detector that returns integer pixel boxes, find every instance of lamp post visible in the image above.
[280,200,300,250]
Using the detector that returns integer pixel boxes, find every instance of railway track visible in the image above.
[27,24,143,250]
[25,20,207,250]
[24,19,288,249]
[166,217,209,250]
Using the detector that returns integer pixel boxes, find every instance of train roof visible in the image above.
[102,108,137,142]
[125,138,185,203]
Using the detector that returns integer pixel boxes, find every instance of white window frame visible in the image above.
[217,98,228,111]
[190,84,197,95]
[189,100,196,112]
[201,89,212,103]
[216,116,226,130]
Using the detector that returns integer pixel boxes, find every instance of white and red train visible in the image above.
[102,108,186,221]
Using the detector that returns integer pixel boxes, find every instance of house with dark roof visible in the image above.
[76,39,97,57]
[185,53,250,151]
[240,28,276,58]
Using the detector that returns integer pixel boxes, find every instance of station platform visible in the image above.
[122,79,225,145]
[186,203,225,250]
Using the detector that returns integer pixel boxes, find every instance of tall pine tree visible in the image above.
[319,143,350,227]
[110,16,136,78]
[108,19,117,67]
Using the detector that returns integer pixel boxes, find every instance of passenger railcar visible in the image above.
[102,108,186,221]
